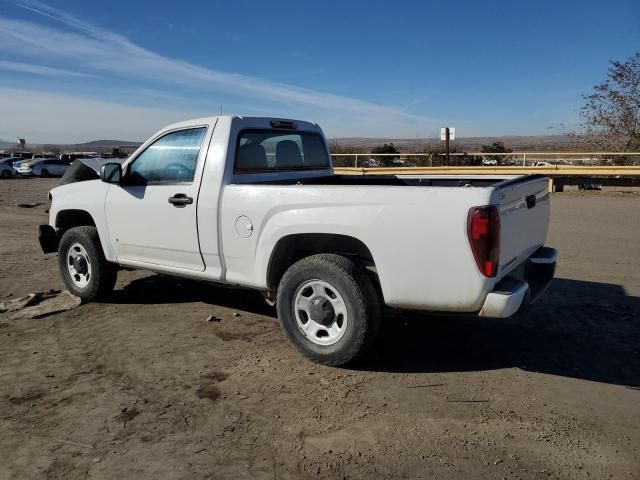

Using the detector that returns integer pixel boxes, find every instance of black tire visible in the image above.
[58,226,117,302]
[40,169,49,177]
[276,254,381,366]
[1,170,11,178]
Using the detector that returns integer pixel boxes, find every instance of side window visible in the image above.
[128,127,206,185]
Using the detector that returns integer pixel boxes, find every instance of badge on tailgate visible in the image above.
[526,194,536,209]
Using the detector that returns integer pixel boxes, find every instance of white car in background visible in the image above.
[1,161,17,178]
[8,152,33,168]
[33,153,56,160]
[18,159,70,177]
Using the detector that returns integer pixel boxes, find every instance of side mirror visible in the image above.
[100,163,122,184]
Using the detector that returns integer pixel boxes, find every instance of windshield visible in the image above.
[235,130,330,173]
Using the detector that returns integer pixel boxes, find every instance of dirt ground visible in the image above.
[1,178,639,480]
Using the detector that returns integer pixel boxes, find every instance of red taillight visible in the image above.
[467,206,500,277]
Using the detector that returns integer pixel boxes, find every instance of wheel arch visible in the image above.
[54,209,115,262]
[266,233,381,297]
[55,209,96,234]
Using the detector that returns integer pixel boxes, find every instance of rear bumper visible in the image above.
[479,246,557,318]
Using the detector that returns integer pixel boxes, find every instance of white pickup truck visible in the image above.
[39,116,556,365]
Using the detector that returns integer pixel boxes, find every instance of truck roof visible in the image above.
[160,115,321,133]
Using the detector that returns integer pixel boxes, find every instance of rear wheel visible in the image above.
[58,226,117,302]
[40,169,49,177]
[277,254,380,366]
[1,170,11,178]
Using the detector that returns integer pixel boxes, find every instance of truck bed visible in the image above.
[221,170,550,311]
[244,173,546,189]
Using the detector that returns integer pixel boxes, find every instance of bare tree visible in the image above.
[580,52,640,151]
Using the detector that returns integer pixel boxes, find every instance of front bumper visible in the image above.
[38,224,58,254]
[479,246,557,318]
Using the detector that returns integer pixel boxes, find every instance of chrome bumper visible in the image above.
[479,246,557,318]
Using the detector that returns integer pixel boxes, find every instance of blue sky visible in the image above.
[0,0,638,143]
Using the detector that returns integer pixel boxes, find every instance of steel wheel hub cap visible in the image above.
[67,242,92,288]
[294,280,348,346]
[73,255,88,275]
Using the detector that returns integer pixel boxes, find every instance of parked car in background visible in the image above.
[33,153,56,160]
[18,159,70,177]
[16,162,35,175]
[361,158,381,167]
[578,182,602,191]
[59,152,99,163]
[10,152,33,160]
[10,152,33,169]
[533,161,553,167]
[0,161,16,178]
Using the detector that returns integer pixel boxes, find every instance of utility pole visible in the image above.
[440,127,455,165]
[445,127,450,164]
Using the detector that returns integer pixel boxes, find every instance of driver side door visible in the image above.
[104,126,208,271]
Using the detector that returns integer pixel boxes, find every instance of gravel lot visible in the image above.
[1,178,639,479]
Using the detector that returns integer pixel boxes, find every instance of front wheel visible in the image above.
[1,170,11,178]
[277,254,380,366]
[58,226,117,302]
[40,169,49,177]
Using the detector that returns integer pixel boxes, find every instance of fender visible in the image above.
[48,180,116,262]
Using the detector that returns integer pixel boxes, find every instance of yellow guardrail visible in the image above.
[333,165,640,192]
[331,152,640,168]
[334,166,640,176]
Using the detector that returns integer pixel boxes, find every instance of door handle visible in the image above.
[168,193,193,207]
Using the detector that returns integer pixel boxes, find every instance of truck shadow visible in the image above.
[106,274,639,387]
[361,278,640,388]
[104,273,277,317]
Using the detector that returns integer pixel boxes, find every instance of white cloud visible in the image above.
[0,0,437,140]
[0,87,204,143]
[0,60,96,78]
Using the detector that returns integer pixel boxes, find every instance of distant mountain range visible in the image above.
[48,140,143,151]
[0,139,142,150]
[75,140,142,148]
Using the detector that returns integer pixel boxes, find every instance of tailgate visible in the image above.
[496,175,550,278]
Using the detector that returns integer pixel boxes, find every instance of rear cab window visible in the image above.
[234,130,330,173]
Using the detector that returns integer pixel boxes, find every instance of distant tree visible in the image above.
[480,141,513,164]
[371,143,400,166]
[371,143,400,155]
[580,52,640,151]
